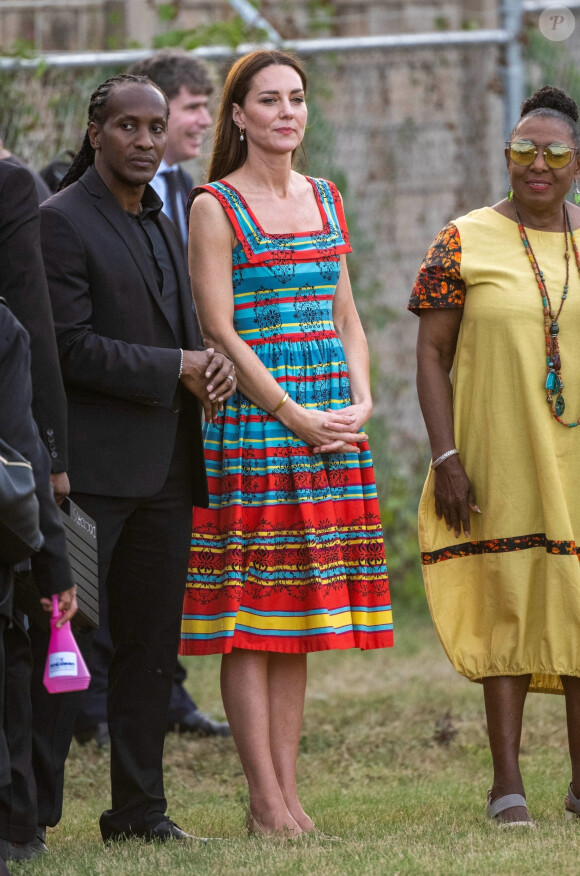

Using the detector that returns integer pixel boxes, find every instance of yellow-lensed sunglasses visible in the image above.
[506,138,577,169]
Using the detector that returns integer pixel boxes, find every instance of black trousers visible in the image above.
[75,591,197,732]
[0,610,36,843]
[29,620,87,829]
[74,417,194,838]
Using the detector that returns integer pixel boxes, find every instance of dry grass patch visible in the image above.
[14,608,580,876]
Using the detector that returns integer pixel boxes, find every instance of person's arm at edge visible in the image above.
[416,308,480,538]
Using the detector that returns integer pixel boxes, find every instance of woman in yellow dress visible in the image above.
[410,85,580,825]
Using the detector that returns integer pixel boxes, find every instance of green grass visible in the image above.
[14,607,580,875]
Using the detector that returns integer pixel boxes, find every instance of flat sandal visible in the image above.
[486,791,535,827]
[565,783,580,818]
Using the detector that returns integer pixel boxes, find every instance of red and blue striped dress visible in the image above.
[179,177,393,655]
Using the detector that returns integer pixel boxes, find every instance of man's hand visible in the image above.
[50,471,70,505]
[180,349,237,420]
[40,585,77,628]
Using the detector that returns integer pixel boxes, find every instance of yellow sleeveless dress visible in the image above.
[410,206,580,694]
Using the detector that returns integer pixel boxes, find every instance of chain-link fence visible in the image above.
[0,65,118,166]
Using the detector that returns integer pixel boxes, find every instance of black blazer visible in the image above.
[0,304,74,599]
[0,160,68,472]
[3,154,52,204]
[39,166,207,504]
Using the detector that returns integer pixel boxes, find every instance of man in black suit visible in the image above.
[120,49,227,740]
[40,74,235,842]
[0,159,76,859]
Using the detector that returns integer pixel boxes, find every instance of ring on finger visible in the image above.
[226,374,234,383]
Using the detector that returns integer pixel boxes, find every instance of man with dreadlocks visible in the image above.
[39,74,236,843]
[73,50,230,750]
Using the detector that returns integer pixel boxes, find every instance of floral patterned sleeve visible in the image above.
[408,222,466,313]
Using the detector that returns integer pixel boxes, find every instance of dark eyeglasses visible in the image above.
[506,139,577,169]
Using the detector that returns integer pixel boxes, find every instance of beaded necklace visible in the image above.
[513,199,580,427]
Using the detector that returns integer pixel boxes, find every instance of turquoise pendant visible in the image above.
[555,394,566,416]
[546,371,557,391]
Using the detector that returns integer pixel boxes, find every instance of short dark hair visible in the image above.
[513,84,580,148]
[128,49,214,100]
[58,74,169,190]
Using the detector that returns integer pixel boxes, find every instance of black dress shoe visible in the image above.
[166,709,230,737]
[149,818,208,843]
[0,835,48,861]
[100,815,207,844]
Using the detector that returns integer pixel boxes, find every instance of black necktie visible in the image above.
[162,170,184,241]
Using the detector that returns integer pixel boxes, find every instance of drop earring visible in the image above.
[507,184,513,202]
[574,178,580,205]
[239,127,245,142]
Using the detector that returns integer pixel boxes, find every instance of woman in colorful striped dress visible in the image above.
[180,49,392,837]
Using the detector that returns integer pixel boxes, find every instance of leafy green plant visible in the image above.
[0,65,122,166]
[153,16,268,50]
[0,37,36,58]
[306,0,336,33]
[524,24,580,105]
[158,2,180,23]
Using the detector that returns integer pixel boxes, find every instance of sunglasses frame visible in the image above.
[505,138,578,169]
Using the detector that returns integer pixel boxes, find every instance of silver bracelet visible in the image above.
[431,448,459,469]
[178,348,184,379]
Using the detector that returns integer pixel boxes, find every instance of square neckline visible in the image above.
[217,176,330,238]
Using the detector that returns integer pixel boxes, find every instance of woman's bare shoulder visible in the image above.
[189,188,236,248]
[190,188,229,221]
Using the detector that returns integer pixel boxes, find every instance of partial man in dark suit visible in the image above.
[128,49,213,249]
[0,159,76,857]
[0,140,52,205]
[0,160,68,495]
[40,74,236,842]
[0,296,76,868]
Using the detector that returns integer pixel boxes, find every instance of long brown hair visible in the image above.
[207,49,307,183]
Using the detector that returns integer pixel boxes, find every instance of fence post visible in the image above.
[501,0,525,136]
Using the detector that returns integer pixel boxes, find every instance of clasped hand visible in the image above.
[180,348,237,420]
[306,404,370,455]
[433,455,481,538]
